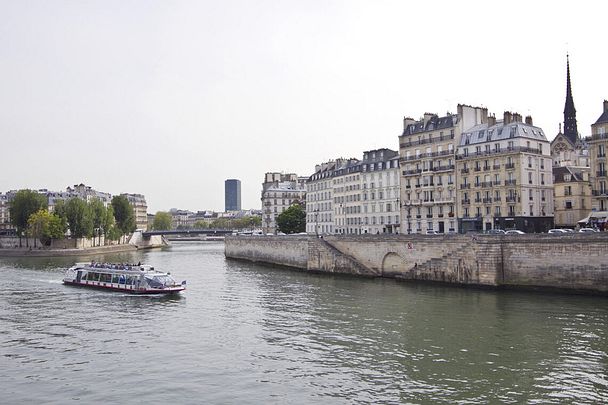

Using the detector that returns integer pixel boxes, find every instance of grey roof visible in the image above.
[552,166,587,183]
[459,121,548,146]
[594,110,608,125]
[403,114,459,136]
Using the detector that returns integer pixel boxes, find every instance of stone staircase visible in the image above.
[308,237,379,276]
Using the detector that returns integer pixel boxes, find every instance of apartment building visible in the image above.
[588,100,608,212]
[456,112,554,233]
[122,193,149,231]
[261,172,307,234]
[359,149,400,234]
[552,166,591,228]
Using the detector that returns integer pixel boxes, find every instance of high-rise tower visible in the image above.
[224,179,241,211]
[563,54,579,144]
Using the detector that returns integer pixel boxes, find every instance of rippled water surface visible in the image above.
[1,242,607,404]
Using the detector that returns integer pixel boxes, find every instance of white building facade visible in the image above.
[261,172,307,234]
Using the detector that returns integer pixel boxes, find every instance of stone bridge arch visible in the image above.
[381,252,409,277]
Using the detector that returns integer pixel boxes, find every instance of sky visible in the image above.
[1,1,606,212]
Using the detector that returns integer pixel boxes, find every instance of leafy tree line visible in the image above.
[9,190,136,247]
[151,212,262,231]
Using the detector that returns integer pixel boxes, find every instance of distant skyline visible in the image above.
[2,1,606,212]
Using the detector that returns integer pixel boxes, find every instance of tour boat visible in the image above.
[63,262,186,294]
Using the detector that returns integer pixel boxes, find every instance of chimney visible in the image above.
[513,113,522,123]
[525,115,533,125]
[403,116,416,134]
[423,113,434,126]
[604,99,608,113]
[488,114,496,127]
[503,111,513,124]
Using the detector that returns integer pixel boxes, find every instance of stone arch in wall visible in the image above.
[382,252,409,277]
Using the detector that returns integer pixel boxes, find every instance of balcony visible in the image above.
[483,198,492,204]
[597,170,607,177]
[482,181,492,188]
[461,168,470,174]
[592,190,608,196]
[426,214,433,218]
[474,198,482,203]
[506,196,518,203]
[474,167,481,172]
[505,163,515,169]
[493,164,501,170]
[460,184,471,189]
[483,166,491,171]
[505,180,517,186]
[461,199,470,205]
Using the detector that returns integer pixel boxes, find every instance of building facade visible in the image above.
[456,112,554,233]
[588,100,608,211]
[224,179,241,212]
[398,105,490,234]
[122,193,148,231]
[359,149,400,234]
[261,172,307,234]
[552,166,591,228]
[306,149,400,235]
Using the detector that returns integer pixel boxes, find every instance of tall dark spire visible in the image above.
[563,54,578,144]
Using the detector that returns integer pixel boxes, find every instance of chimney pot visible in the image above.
[525,115,533,125]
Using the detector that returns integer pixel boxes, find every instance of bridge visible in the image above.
[142,229,234,237]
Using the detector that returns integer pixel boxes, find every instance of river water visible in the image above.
[1,242,607,404]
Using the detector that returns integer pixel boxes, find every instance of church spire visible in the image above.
[563,54,578,143]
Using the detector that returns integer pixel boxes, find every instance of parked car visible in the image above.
[548,229,567,234]
[562,229,575,233]
[426,230,441,235]
[579,228,599,233]
[486,229,506,234]
[505,230,525,235]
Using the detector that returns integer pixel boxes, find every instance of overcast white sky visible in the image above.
[1,1,606,212]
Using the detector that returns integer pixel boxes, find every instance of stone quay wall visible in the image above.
[225,234,608,295]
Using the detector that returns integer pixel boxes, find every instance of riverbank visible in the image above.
[225,234,608,296]
[0,243,139,257]
[0,231,168,257]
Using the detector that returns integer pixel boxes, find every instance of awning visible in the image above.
[578,211,608,223]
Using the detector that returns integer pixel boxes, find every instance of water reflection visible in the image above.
[1,242,607,404]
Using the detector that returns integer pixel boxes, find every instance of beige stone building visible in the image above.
[398,104,488,234]
[588,100,608,212]
[122,193,149,231]
[359,149,400,234]
[552,166,591,228]
[456,112,554,233]
[306,149,400,235]
[261,172,307,234]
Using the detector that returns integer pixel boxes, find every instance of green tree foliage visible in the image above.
[276,204,306,234]
[111,195,136,237]
[101,205,116,244]
[65,198,94,238]
[9,189,48,246]
[152,211,172,230]
[27,210,66,246]
[89,198,106,246]
[193,220,209,229]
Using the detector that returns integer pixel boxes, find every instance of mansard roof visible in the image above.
[552,166,587,183]
[459,121,548,146]
[402,114,459,136]
[594,110,608,125]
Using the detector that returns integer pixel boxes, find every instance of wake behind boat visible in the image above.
[63,262,186,294]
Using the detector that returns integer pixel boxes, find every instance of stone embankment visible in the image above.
[225,234,608,295]
[0,232,168,257]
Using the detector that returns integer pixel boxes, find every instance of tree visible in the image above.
[276,204,306,234]
[193,220,209,229]
[65,198,94,238]
[9,189,48,247]
[111,195,136,242]
[152,211,172,230]
[89,198,106,246]
[101,205,116,245]
[27,210,66,246]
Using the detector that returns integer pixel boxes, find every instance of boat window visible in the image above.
[111,274,120,284]
[118,275,126,284]
[100,273,112,283]
[85,272,99,281]
[126,275,137,285]
[145,275,175,288]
